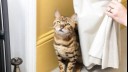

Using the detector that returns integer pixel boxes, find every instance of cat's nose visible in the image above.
[59,29,62,32]
[60,25,64,29]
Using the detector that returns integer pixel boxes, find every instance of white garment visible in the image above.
[73,0,120,70]
[52,29,127,72]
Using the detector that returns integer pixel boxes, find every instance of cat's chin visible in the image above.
[55,31,71,36]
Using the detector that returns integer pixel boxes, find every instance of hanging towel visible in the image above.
[73,0,120,69]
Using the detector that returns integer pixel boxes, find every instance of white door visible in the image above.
[8,0,36,72]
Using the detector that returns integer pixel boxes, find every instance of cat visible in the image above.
[53,10,83,72]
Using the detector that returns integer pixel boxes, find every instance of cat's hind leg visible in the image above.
[75,62,83,72]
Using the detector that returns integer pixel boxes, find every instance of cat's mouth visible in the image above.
[59,29,63,32]
[55,28,70,35]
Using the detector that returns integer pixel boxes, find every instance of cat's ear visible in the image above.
[71,13,77,28]
[55,10,61,18]
[71,13,77,22]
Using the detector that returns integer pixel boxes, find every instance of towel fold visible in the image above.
[73,0,120,70]
[88,15,119,69]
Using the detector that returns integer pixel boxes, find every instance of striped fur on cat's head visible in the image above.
[53,10,77,36]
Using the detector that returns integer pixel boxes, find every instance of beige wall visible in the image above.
[36,0,74,72]
[120,28,127,72]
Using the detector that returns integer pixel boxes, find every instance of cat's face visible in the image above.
[53,11,77,36]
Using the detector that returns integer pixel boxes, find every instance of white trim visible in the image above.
[25,0,36,72]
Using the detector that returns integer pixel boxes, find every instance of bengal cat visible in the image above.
[53,10,82,72]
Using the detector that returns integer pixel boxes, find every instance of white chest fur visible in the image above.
[55,45,68,59]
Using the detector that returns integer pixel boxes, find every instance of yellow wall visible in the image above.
[37,0,74,38]
[121,0,127,29]
[36,0,74,72]
[122,0,127,7]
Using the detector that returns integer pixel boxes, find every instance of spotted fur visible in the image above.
[53,11,82,72]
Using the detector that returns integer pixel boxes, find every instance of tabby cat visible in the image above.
[53,11,82,72]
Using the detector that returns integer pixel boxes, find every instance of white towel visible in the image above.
[73,0,120,70]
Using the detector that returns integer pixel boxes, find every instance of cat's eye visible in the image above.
[66,23,70,25]
[57,21,60,24]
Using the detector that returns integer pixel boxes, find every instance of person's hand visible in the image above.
[106,1,127,26]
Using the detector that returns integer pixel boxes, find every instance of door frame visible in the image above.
[25,0,36,72]
[0,0,11,72]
